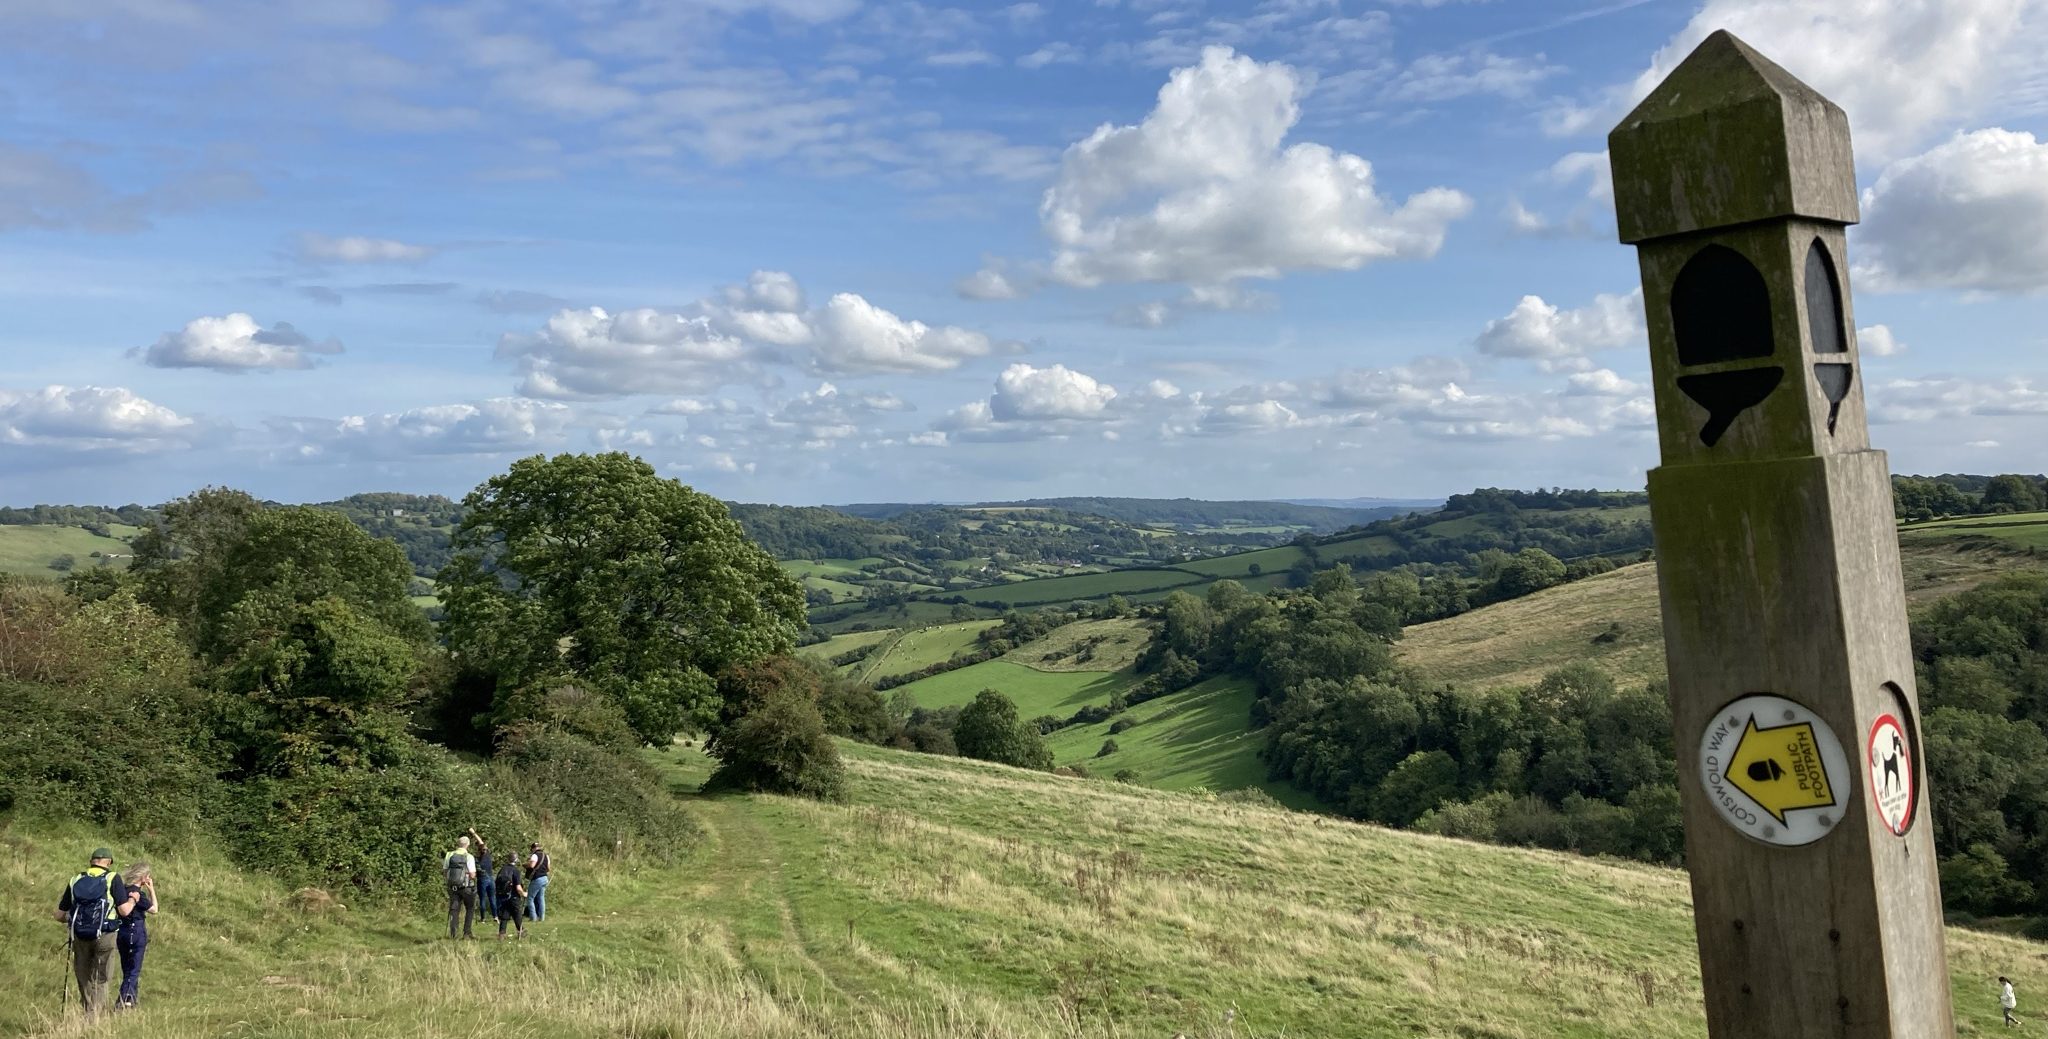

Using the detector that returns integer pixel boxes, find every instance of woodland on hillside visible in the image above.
[3,461,2047,926]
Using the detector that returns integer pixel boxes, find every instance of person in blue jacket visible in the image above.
[116,862,159,1009]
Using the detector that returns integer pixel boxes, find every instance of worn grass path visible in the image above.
[7,743,2048,1037]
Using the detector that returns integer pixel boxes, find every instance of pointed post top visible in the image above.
[1608,30,1858,243]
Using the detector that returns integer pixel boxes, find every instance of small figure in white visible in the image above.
[1999,975,2019,1026]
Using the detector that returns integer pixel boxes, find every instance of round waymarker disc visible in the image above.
[1697,694,1852,847]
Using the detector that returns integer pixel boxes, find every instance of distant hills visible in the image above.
[828,495,1429,532]
[1269,495,1446,511]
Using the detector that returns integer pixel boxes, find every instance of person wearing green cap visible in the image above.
[53,848,139,1017]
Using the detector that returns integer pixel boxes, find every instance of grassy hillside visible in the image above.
[0,524,135,576]
[858,619,1003,684]
[893,659,1136,715]
[1400,563,1668,690]
[960,568,1207,606]
[1903,511,2048,551]
[1044,675,1320,809]
[1399,541,2048,693]
[1001,617,1154,673]
[4,743,2037,1037]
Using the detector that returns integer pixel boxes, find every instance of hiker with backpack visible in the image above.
[525,842,551,922]
[116,862,158,1009]
[493,854,527,940]
[52,848,140,1016]
[443,836,478,939]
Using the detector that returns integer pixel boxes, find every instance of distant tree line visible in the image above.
[0,503,156,536]
[1895,473,2048,522]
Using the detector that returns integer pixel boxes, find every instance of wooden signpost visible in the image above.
[1608,30,1953,1037]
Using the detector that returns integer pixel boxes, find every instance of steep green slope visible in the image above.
[4,743,2037,1037]
[892,659,1135,715]
[1398,541,2048,693]
[0,524,135,576]
[1044,675,1319,809]
[858,619,1003,683]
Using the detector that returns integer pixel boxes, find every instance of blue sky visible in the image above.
[1,0,2043,506]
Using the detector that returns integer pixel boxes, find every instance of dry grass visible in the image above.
[1399,563,1669,690]
[1002,618,1156,674]
[1399,543,2048,692]
[10,744,2040,1038]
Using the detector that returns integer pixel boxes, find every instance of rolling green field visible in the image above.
[781,557,886,578]
[0,524,136,576]
[1174,544,1306,577]
[1045,675,1319,809]
[960,567,1207,606]
[1001,617,1155,673]
[798,627,900,671]
[1902,511,2048,551]
[893,659,1137,715]
[813,600,996,634]
[1399,563,1669,691]
[5,741,2039,1038]
[859,620,1003,683]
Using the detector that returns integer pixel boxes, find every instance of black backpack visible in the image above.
[444,852,474,893]
[67,870,119,941]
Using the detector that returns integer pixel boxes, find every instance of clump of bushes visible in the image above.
[706,686,847,801]
[0,681,218,839]
[493,724,700,860]
[219,747,527,904]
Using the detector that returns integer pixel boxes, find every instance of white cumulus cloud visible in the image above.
[499,271,1003,396]
[1858,325,1908,356]
[1475,289,1644,371]
[1549,0,2044,161]
[1034,46,1471,292]
[142,313,343,371]
[289,397,574,457]
[498,306,752,399]
[1566,369,1644,396]
[1857,129,2048,294]
[0,385,197,452]
[807,293,994,374]
[991,363,1117,420]
[1868,375,2048,422]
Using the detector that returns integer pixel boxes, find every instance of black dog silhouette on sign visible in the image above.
[1669,244,1783,447]
[1881,732,1903,793]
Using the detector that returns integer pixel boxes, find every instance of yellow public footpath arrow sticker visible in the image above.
[1725,714,1837,824]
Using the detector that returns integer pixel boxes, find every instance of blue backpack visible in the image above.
[67,869,120,941]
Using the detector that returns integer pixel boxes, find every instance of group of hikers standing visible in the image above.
[442,828,551,940]
[53,831,551,1018]
[53,848,157,1016]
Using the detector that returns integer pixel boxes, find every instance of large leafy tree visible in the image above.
[134,491,425,663]
[952,689,1053,770]
[133,491,430,775]
[439,452,806,744]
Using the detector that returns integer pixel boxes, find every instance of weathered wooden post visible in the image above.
[1609,30,1952,1037]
